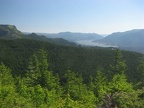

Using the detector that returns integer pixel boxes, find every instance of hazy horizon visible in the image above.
[0,0,144,34]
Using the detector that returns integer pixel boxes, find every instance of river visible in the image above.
[76,40,118,48]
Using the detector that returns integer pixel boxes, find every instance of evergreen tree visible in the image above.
[0,63,32,107]
[15,76,28,98]
[0,63,14,86]
[89,70,108,106]
[37,49,49,87]
[0,63,14,105]
[106,73,137,108]
[26,54,41,86]
[63,70,96,107]
[25,49,62,107]
[110,50,127,77]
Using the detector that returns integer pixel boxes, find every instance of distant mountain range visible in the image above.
[37,32,103,42]
[37,30,144,54]
[0,25,76,46]
[0,24,144,53]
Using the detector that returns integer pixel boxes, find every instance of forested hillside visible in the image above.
[0,39,143,83]
[0,47,144,107]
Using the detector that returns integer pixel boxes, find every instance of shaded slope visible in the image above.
[24,33,77,46]
[0,24,23,39]
[0,39,143,83]
[94,29,144,53]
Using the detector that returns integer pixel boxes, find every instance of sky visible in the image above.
[0,0,144,34]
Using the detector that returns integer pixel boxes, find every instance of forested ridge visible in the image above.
[0,39,144,107]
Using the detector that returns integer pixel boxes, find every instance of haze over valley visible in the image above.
[27,29,144,53]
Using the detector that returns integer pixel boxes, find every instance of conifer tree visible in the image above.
[89,70,108,106]
[37,49,49,87]
[25,49,62,107]
[64,70,96,107]
[107,74,132,107]
[26,54,41,86]
[110,50,127,76]
[0,63,32,107]
[105,73,141,108]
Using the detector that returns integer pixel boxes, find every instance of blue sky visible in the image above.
[0,0,144,34]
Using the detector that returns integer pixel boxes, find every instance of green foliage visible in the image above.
[63,70,96,107]
[89,68,144,107]
[0,63,32,107]
[0,42,144,107]
[137,57,144,86]
[89,70,108,105]
[110,50,127,78]
[26,54,41,86]
[107,74,133,107]
[0,63,14,85]
[0,39,143,83]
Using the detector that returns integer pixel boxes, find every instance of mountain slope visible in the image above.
[0,39,143,83]
[0,25,23,39]
[94,29,144,53]
[24,33,77,46]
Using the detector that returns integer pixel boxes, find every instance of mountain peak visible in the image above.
[0,24,23,39]
[0,24,16,29]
